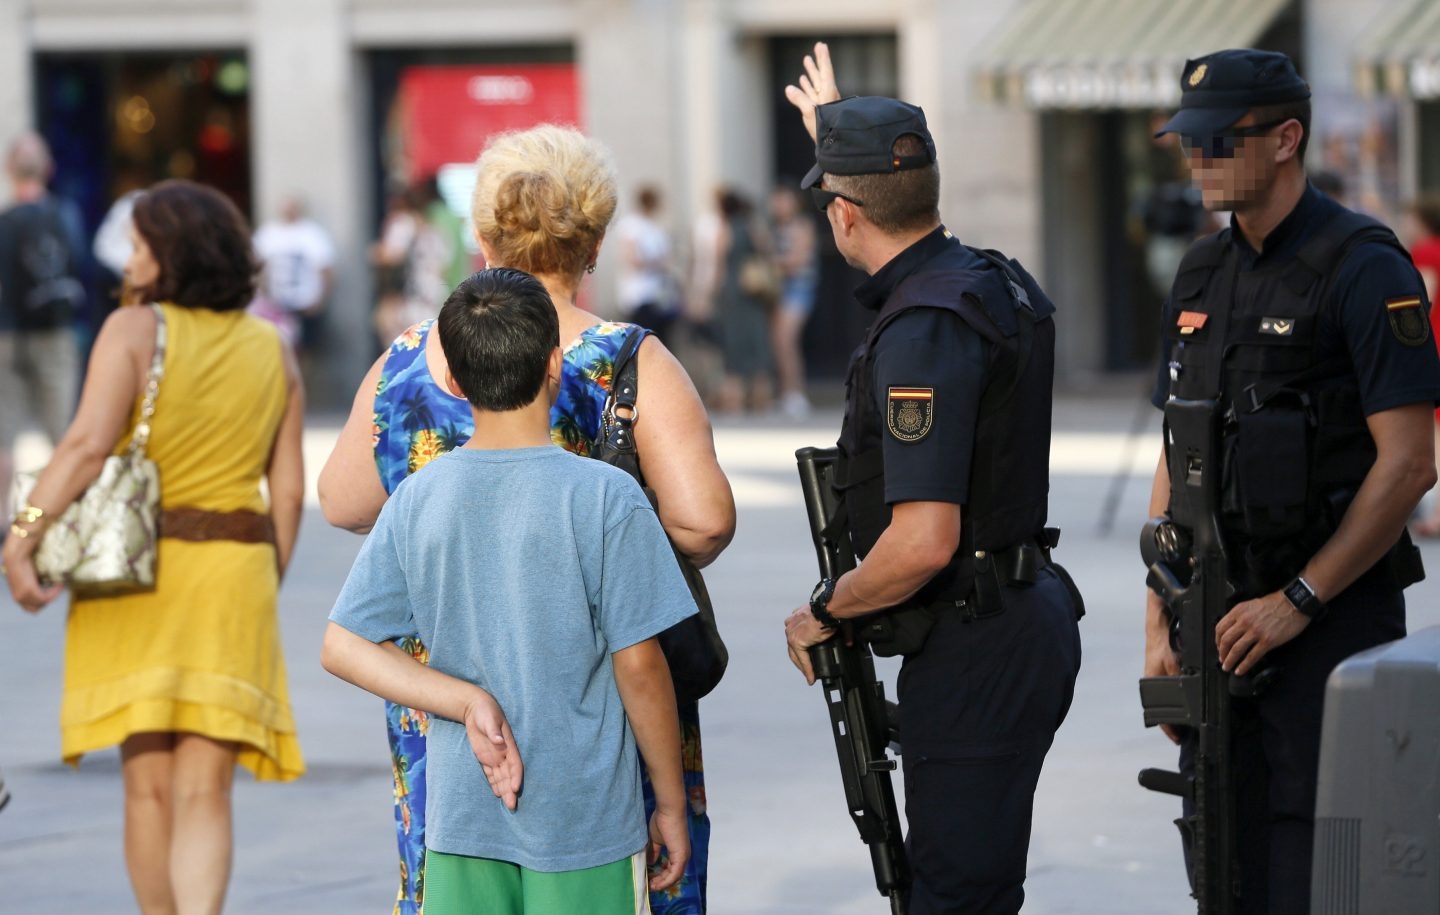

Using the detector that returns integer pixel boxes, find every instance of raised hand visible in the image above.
[783,41,842,143]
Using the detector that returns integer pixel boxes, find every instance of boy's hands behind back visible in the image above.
[464,692,523,811]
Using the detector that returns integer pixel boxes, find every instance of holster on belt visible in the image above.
[969,527,1061,620]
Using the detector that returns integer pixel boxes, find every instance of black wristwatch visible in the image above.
[809,578,841,629]
[1283,575,1326,620]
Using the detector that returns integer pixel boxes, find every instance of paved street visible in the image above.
[4,392,1440,914]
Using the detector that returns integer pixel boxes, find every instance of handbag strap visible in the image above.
[599,326,650,479]
[126,304,168,455]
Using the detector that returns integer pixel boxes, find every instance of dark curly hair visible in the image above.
[130,180,258,312]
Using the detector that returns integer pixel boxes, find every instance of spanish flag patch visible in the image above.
[1385,295,1429,347]
[887,387,934,443]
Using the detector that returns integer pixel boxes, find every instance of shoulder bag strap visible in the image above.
[126,304,168,456]
[599,326,650,480]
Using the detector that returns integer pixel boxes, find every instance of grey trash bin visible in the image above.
[1312,625,1440,914]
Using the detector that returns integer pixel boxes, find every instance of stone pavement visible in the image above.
[3,392,1439,914]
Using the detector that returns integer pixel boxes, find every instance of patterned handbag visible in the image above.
[592,327,729,703]
[10,304,166,595]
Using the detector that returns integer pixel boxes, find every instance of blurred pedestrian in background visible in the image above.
[420,175,471,290]
[1405,195,1440,537]
[615,184,679,340]
[767,184,818,419]
[371,184,449,349]
[0,132,86,502]
[319,124,734,915]
[250,193,335,351]
[673,189,728,405]
[2,179,306,915]
[712,189,774,415]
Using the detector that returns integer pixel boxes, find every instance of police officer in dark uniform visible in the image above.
[783,43,1083,915]
[1144,49,1440,913]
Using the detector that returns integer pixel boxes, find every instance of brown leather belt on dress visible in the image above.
[159,507,276,545]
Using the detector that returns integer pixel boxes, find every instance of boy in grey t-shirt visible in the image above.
[321,268,695,912]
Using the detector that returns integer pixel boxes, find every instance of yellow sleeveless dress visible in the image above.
[59,304,305,782]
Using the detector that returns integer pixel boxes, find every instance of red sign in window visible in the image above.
[397,64,583,180]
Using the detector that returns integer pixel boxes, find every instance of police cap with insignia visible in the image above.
[1153,49,1310,139]
[801,96,937,190]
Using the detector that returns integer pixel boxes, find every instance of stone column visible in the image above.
[250,0,368,406]
[0,0,35,207]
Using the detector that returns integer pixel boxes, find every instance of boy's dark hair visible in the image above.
[438,268,559,411]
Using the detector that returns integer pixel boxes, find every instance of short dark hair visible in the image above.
[130,179,258,313]
[438,267,559,411]
[825,134,940,234]
[1250,98,1311,164]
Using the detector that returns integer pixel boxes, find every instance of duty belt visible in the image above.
[939,528,1061,622]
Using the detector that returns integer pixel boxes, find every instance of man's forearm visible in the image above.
[320,622,487,722]
[827,501,962,620]
[1302,459,1432,601]
[1299,405,1436,602]
[613,639,686,814]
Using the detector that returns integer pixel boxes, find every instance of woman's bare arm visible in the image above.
[2,305,151,609]
[632,336,735,567]
[266,341,306,578]
[318,353,389,534]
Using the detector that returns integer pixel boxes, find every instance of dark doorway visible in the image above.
[36,52,252,232]
[34,51,251,340]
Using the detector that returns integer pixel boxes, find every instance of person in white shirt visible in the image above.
[614,186,677,339]
[251,194,335,349]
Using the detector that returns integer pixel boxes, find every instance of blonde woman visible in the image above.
[320,125,734,914]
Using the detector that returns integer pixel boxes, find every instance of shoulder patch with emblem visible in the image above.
[1385,295,1429,347]
[887,387,934,442]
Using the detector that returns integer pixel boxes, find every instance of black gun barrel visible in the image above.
[1137,398,1241,915]
[796,446,910,912]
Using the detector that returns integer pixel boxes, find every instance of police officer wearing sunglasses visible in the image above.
[783,43,1083,915]
[1145,49,1440,912]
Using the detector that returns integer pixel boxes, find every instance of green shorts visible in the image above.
[424,849,650,915]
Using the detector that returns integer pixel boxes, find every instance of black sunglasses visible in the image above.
[809,185,865,212]
[1179,119,1288,160]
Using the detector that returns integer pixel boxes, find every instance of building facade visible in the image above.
[1,0,1434,403]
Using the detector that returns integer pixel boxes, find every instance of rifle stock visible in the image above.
[796,446,910,915]
[1137,398,1241,913]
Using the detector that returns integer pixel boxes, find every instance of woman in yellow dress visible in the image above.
[2,179,305,915]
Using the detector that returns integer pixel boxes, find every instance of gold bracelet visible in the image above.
[9,523,32,539]
[13,505,44,525]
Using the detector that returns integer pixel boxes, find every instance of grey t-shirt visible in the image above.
[329,445,697,871]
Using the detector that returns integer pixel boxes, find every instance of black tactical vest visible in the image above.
[1162,208,1420,595]
[834,239,1056,605]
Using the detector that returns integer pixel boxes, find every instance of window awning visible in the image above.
[973,0,1290,109]
[1353,0,1440,100]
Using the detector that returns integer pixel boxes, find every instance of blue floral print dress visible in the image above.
[371,319,712,915]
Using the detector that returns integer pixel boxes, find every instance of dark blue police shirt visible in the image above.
[1151,182,1440,413]
[854,228,988,507]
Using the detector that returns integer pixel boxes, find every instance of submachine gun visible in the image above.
[1138,397,1270,914]
[795,446,910,915]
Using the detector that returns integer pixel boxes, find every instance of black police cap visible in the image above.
[1154,49,1310,138]
[800,96,937,190]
